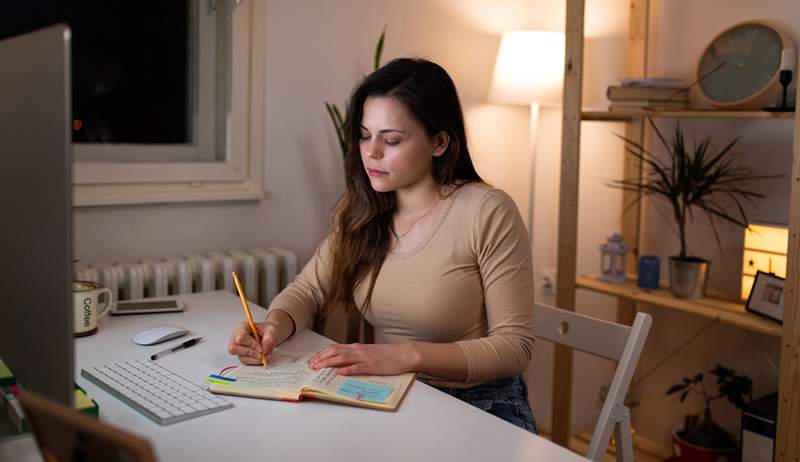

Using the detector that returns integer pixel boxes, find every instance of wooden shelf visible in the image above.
[582,108,795,121]
[576,275,783,337]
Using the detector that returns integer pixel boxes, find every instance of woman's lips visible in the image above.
[366,168,387,177]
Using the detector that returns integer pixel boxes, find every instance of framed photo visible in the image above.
[745,271,785,324]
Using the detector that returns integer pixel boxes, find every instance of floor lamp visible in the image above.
[489,31,565,245]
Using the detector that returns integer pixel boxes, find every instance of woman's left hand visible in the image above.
[309,343,420,376]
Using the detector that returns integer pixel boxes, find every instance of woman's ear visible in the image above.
[432,132,450,158]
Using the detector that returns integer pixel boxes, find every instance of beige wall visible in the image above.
[73,0,797,448]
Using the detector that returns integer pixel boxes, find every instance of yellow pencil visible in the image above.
[232,271,267,367]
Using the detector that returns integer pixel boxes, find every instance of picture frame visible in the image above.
[745,270,786,324]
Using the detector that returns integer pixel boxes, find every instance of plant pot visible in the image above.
[671,427,739,462]
[669,257,709,299]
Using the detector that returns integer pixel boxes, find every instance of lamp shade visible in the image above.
[489,30,565,107]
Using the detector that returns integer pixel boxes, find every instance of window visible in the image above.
[4,1,265,206]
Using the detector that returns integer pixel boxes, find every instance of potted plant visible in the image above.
[666,364,753,461]
[612,119,780,298]
[324,26,386,187]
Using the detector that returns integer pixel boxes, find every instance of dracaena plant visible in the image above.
[324,26,386,187]
[667,364,753,449]
[611,118,781,259]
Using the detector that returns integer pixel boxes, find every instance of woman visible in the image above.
[228,58,537,433]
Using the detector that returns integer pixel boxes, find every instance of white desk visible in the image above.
[1,291,588,462]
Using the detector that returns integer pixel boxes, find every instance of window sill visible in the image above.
[72,0,266,208]
[73,176,264,207]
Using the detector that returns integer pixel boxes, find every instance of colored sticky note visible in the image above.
[336,379,393,403]
[207,374,237,386]
[0,360,15,387]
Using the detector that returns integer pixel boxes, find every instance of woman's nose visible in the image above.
[365,140,382,158]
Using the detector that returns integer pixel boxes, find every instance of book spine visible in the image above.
[607,86,689,101]
[3,391,28,434]
[609,104,688,112]
[620,78,685,88]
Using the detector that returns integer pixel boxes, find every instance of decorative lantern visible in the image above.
[599,233,629,283]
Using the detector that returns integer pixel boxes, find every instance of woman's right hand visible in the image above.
[227,321,281,365]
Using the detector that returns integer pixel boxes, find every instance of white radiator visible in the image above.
[74,248,298,308]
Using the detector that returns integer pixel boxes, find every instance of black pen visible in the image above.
[150,337,203,361]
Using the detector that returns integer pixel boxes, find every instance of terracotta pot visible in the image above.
[670,427,739,462]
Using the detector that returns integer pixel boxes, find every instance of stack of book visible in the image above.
[607,78,689,111]
[0,359,99,434]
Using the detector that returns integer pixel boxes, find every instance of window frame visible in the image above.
[73,0,264,207]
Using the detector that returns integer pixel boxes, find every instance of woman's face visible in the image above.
[359,96,447,193]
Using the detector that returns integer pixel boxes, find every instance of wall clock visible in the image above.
[697,20,792,109]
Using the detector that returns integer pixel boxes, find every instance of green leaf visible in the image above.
[608,117,781,256]
[374,25,386,71]
[667,384,686,395]
[324,102,348,157]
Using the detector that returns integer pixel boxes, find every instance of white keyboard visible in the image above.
[81,360,233,426]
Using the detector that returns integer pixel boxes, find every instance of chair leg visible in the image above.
[614,411,634,462]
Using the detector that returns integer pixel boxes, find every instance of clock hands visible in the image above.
[710,48,739,68]
[738,29,758,68]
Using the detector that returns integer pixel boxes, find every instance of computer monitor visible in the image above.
[0,24,74,408]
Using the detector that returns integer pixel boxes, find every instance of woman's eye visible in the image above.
[385,139,400,146]
[359,133,370,141]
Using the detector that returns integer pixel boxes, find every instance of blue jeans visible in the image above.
[434,375,538,434]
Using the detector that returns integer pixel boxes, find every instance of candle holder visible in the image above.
[764,70,795,112]
[764,49,796,112]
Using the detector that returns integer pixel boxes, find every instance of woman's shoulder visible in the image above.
[451,182,516,213]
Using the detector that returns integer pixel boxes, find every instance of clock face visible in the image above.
[698,23,783,104]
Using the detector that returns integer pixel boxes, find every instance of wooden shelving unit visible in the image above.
[552,0,800,458]
[582,108,795,121]
[576,275,783,337]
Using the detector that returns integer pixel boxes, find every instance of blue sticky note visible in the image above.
[336,379,393,403]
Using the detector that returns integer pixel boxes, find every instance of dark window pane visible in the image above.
[2,1,190,144]
[71,1,189,143]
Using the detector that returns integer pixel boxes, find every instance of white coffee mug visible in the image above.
[73,281,113,337]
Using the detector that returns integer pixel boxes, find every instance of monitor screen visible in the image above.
[0,24,74,408]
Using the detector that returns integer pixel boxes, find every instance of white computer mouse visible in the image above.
[132,325,189,346]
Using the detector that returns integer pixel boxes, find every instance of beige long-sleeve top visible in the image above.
[268,182,535,388]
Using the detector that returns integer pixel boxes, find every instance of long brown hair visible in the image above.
[322,58,482,320]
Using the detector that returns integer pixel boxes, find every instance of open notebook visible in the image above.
[207,351,415,411]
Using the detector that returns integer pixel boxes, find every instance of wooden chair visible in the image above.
[533,303,652,462]
[19,391,157,462]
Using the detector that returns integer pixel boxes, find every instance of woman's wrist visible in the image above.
[404,342,425,372]
[264,309,295,344]
[402,341,467,381]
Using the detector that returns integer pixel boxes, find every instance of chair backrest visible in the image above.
[19,391,158,462]
[533,303,652,462]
